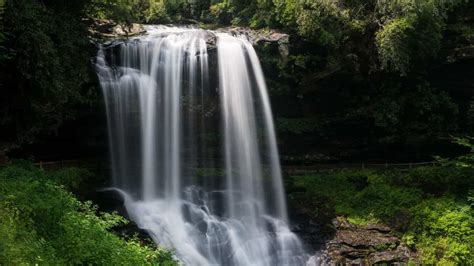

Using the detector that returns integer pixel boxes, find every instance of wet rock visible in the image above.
[115,220,155,245]
[306,252,331,266]
[334,229,399,249]
[95,189,128,216]
[94,190,154,245]
[369,245,413,264]
[111,23,145,37]
[216,26,289,45]
[322,217,416,265]
[332,217,355,230]
[216,26,289,59]
[90,19,146,40]
[366,223,391,233]
[290,212,334,251]
[91,22,290,59]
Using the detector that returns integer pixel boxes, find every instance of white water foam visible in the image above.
[96,26,314,265]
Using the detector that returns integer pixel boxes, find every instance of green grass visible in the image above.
[0,162,176,265]
[288,166,474,264]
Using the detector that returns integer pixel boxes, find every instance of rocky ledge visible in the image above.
[89,19,146,39]
[91,20,289,58]
[316,217,417,265]
[216,26,288,45]
[217,26,289,59]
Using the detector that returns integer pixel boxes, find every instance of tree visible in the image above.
[0,0,97,143]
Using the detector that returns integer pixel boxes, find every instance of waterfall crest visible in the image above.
[96,26,309,266]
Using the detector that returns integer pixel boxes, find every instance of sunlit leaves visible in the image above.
[0,163,176,265]
[375,17,414,74]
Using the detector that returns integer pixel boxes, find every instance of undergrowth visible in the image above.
[0,162,176,265]
[289,166,473,264]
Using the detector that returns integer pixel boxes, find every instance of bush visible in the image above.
[0,202,56,264]
[0,163,175,265]
[375,17,414,74]
[399,166,474,195]
[291,170,422,225]
[407,197,473,264]
[290,164,474,264]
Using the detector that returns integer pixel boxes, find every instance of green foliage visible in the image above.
[437,136,474,168]
[291,170,423,225]
[209,0,266,26]
[91,0,169,23]
[0,202,56,264]
[201,0,470,149]
[0,163,176,265]
[272,0,298,28]
[1,0,98,143]
[0,0,469,149]
[293,0,346,45]
[146,0,168,22]
[373,80,458,140]
[407,197,473,264]
[276,117,321,135]
[290,159,474,264]
[400,165,474,195]
[262,0,469,74]
[90,0,210,24]
[209,2,230,24]
[47,167,94,191]
[375,17,414,75]
[374,0,466,75]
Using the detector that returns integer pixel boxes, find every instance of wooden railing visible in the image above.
[33,159,107,171]
[34,160,440,172]
[1,159,440,174]
[282,161,440,175]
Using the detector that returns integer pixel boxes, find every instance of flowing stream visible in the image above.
[96,26,311,265]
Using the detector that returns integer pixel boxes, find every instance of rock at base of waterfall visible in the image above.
[317,217,418,265]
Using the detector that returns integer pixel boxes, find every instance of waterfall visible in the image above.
[96,26,309,266]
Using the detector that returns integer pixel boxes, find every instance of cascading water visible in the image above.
[95,26,310,265]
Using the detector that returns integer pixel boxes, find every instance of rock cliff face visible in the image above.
[316,218,417,265]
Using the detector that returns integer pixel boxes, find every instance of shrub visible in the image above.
[292,170,422,224]
[407,197,473,264]
[375,17,415,74]
[0,202,56,264]
[290,165,473,263]
[399,166,474,195]
[0,163,176,265]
